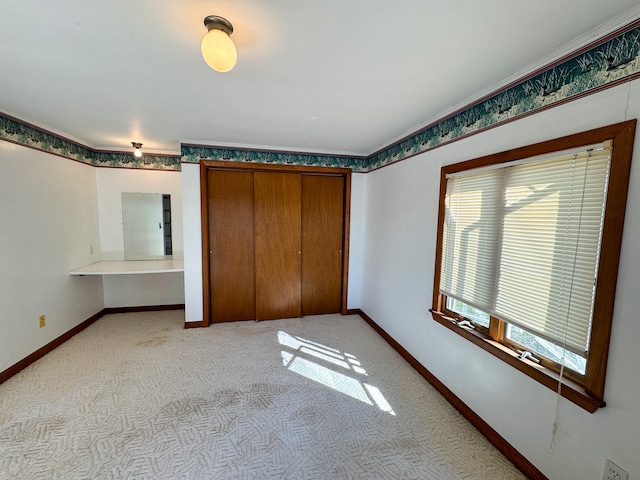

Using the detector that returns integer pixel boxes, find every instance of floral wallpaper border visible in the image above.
[2,18,639,173]
[367,18,640,171]
[180,144,366,171]
[0,114,182,170]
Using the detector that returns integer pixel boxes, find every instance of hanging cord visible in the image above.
[550,151,591,450]
[624,81,631,121]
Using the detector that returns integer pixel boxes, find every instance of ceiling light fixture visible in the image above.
[131,142,143,158]
[201,15,237,72]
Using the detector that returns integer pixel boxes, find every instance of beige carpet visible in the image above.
[0,311,526,479]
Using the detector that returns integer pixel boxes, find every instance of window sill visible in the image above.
[429,309,605,413]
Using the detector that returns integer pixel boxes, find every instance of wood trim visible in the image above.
[200,161,352,323]
[0,310,105,385]
[200,160,351,176]
[184,320,206,329]
[357,309,549,480]
[431,168,448,310]
[200,163,211,327]
[104,304,185,315]
[430,309,604,413]
[341,170,352,314]
[585,119,636,399]
[488,315,505,342]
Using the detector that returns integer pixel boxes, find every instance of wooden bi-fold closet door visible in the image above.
[208,169,256,323]
[254,171,302,321]
[204,163,348,324]
[301,174,344,316]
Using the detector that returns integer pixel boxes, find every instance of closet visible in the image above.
[201,161,351,325]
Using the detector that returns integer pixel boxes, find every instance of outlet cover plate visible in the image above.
[603,459,628,480]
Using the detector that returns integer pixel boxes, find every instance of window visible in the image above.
[430,120,636,412]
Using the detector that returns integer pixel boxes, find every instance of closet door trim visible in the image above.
[200,160,352,327]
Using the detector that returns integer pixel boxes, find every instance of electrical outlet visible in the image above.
[603,459,628,480]
[39,315,46,328]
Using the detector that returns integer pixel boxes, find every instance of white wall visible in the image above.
[181,164,366,323]
[181,163,203,323]
[95,167,184,308]
[0,142,104,371]
[360,79,640,480]
[347,173,366,310]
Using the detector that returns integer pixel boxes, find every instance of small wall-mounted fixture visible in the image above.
[201,15,237,72]
[131,142,143,158]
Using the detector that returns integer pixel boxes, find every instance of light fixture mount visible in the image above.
[203,15,233,36]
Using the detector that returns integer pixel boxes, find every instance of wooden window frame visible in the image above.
[430,120,636,413]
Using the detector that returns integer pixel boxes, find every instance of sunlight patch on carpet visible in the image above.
[278,331,395,415]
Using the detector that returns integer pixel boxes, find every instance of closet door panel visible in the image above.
[301,175,344,315]
[254,172,302,320]
[208,170,255,322]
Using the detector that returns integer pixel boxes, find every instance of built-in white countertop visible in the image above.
[70,260,184,276]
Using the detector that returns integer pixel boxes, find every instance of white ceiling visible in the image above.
[1,1,640,156]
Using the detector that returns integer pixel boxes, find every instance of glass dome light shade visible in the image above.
[131,142,143,157]
[201,29,237,72]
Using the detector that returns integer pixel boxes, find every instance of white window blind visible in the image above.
[440,170,501,313]
[440,146,611,356]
